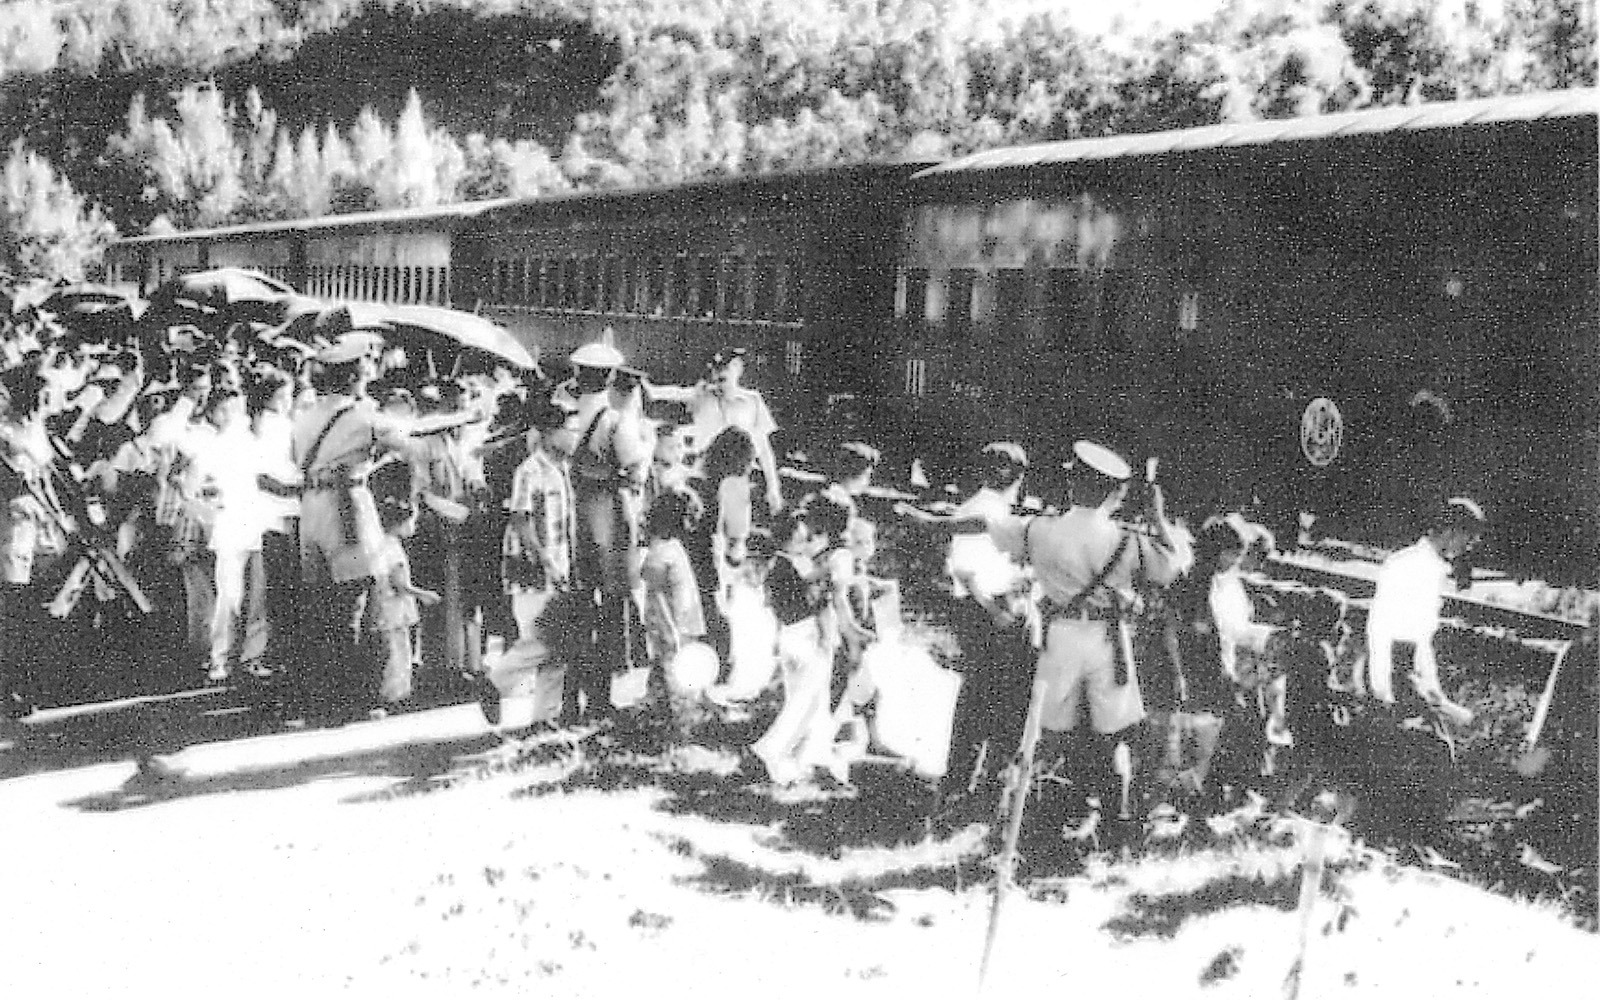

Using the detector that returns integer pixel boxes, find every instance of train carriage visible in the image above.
[99,90,1598,581]
[104,199,515,306]
[896,89,1599,580]
[458,163,923,438]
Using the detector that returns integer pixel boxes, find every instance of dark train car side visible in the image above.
[893,91,1599,581]
[456,164,923,442]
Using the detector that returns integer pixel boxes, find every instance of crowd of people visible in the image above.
[0,276,1514,845]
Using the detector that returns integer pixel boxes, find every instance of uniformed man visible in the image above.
[564,339,651,722]
[285,332,473,722]
[989,441,1190,822]
[649,346,783,515]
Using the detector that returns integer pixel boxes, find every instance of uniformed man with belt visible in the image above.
[284,333,472,722]
[564,339,650,722]
[989,441,1190,822]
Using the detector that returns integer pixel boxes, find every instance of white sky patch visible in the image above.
[968,0,1228,39]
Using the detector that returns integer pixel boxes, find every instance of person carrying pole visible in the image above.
[978,440,1189,987]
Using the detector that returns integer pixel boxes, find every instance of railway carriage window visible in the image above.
[775,258,797,322]
[520,258,533,306]
[583,257,600,311]
[903,269,930,330]
[924,271,948,327]
[785,339,803,377]
[440,265,451,307]
[753,256,778,322]
[730,256,753,320]
[948,270,975,343]
[640,257,662,315]
[608,255,623,312]
[539,257,553,308]
[490,260,502,302]
[996,269,1027,342]
[692,256,719,319]
[667,256,688,316]
[558,258,575,309]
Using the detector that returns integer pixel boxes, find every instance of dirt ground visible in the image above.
[1,696,1596,999]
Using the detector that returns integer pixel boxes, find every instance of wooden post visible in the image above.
[977,660,1049,992]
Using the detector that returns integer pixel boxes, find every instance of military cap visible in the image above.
[314,331,383,366]
[1069,440,1132,482]
[570,341,625,369]
[839,441,882,464]
[981,441,1028,468]
[707,345,747,371]
[1446,496,1485,522]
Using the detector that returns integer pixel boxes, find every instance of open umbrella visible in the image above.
[284,302,539,371]
[145,267,305,332]
[38,284,145,345]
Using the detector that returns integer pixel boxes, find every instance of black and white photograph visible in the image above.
[0,0,1596,995]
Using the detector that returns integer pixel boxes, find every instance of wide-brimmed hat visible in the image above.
[570,341,625,369]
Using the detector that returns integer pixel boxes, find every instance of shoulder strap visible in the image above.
[576,407,608,456]
[1062,530,1133,618]
[300,401,357,475]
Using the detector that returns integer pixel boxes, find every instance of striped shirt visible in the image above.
[502,449,573,591]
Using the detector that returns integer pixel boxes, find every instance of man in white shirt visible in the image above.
[650,347,783,515]
[898,441,1033,803]
[1365,497,1484,725]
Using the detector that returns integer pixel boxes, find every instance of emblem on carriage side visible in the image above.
[1300,397,1343,468]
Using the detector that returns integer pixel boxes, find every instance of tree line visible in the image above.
[0,0,1592,282]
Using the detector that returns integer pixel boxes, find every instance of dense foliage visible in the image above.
[0,0,1592,276]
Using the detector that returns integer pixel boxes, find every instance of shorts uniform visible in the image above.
[993,507,1186,735]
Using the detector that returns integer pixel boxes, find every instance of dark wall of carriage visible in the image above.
[454,164,919,440]
[894,120,1599,581]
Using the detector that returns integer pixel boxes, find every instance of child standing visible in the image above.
[370,497,440,711]
[639,490,709,703]
[712,530,779,703]
[750,497,873,785]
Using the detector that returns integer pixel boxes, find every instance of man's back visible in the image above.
[994,506,1184,611]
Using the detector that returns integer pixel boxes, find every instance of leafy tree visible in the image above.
[0,141,115,282]
[460,134,571,200]
[110,83,246,229]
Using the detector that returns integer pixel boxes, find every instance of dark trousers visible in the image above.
[684,524,730,667]
[569,483,632,715]
[942,598,1033,794]
[261,528,300,670]
[564,587,621,719]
